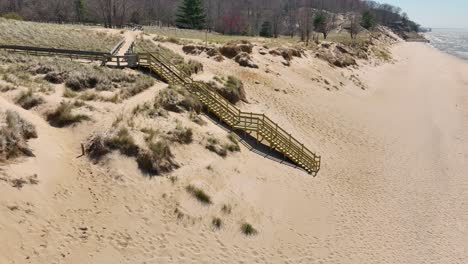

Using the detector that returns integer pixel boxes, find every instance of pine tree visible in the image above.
[361,11,376,30]
[176,0,206,30]
[74,0,86,23]
[260,21,272,37]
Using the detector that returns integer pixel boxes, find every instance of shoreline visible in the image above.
[1,35,467,263]
[424,31,468,62]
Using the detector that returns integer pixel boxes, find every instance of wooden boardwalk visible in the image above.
[138,52,321,175]
[0,44,321,175]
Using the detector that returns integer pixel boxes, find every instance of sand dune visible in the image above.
[0,41,467,263]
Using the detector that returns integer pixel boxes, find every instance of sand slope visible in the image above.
[0,42,467,264]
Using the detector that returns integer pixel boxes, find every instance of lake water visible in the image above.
[425,29,468,61]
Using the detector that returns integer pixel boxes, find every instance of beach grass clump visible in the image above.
[206,76,246,104]
[186,185,212,204]
[212,217,222,229]
[372,47,392,61]
[157,86,202,113]
[0,83,16,92]
[86,127,178,175]
[46,102,90,127]
[170,124,193,144]
[226,133,240,152]
[106,127,139,156]
[153,35,183,45]
[63,88,78,98]
[137,140,178,176]
[15,89,45,109]
[86,135,111,161]
[178,59,204,76]
[119,77,154,99]
[1,56,151,102]
[65,71,111,91]
[241,223,257,236]
[189,111,206,125]
[0,110,37,161]
[206,136,227,157]
[206,135,240,157]
[221,204,232,214]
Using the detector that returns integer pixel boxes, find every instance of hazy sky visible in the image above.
[379,0,468,28]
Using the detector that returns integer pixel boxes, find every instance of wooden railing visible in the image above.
[138,51,321,175]
[110,38,126,55]
[0,43,320,175]
[0,45,109,61]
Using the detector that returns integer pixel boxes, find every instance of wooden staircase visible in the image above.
[138,52,321,176]
[0,42,321,175]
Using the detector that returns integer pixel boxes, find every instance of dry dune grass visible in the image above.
[0,110,37,161]
[0,18,120,51]
[144,26,298,45]
[0,53,154,103]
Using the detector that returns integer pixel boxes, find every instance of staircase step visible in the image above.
[142,54,320,175]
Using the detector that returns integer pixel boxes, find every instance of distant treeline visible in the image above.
[0,0,420,35]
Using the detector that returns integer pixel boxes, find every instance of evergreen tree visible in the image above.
[176,0,206,30]
[361,10,376,30]
[260,21,272,37]
[74,0,86,23]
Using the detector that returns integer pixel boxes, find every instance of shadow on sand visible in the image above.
[203,112,308,174]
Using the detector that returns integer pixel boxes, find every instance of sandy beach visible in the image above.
[0,41,467,264]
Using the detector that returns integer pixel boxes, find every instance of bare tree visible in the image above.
[348,14,361,39]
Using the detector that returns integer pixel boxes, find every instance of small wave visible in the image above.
[426,29,468,60]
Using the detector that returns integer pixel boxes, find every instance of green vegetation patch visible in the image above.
[186,185,212,204]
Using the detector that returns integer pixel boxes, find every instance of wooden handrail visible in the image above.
[137,48,321,176]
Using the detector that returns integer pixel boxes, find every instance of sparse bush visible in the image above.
[221,204,232,214]
[78,90,98,101]
[86,135,110,161]
[15,89,45,109]
[170,124,193,144]
[47,102,90,127]
[119,77,154,99]
[186,185,212,204]
[157,86,202,113]
[206,136,227,157]
[106,127,139,156]
[212,217,222,229]
[206,135,240,156]
[65,72,110,91]
[179,59,204,76]
[0,110,37,161]
[63,88,77,98]
[137,140,179,176]
[189,111,206,125]
[141,127,159,143]
[373,47,392,61]
[206,76,246,104]
[226,133,240,152]
[10,174,39,189]
[241,223,257,235]
[0,83,16,92]
[44,71,67,84]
